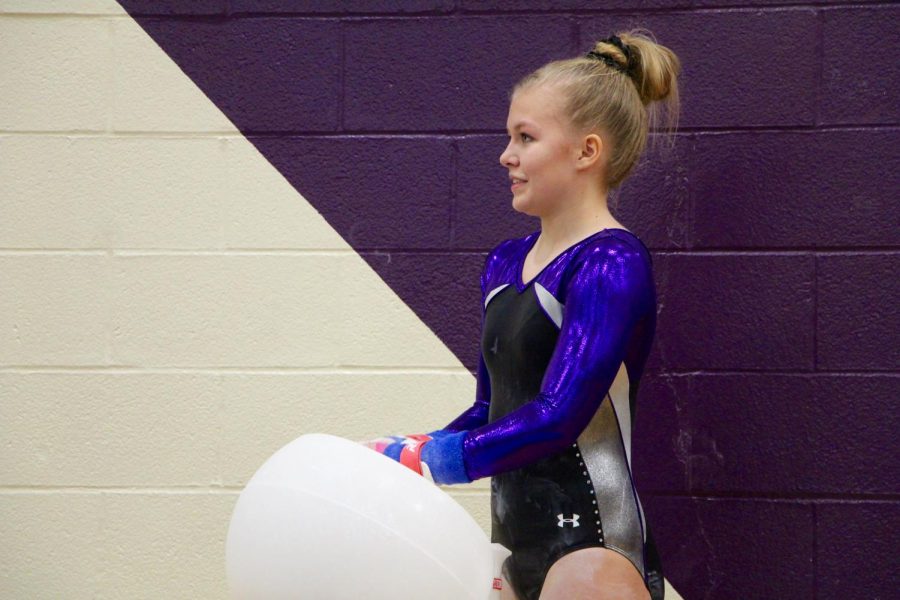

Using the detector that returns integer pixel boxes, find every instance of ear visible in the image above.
[576,132,604,170]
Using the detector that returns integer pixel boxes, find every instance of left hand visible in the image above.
[360,429,471,486]
[361,433,436,481]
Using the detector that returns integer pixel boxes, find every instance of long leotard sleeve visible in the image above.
[443,353,491,432]
[459,238,655,481]
[440,252,493,432]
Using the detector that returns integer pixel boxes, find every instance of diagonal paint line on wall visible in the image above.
[114,0,489,373]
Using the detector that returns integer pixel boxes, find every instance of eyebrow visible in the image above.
[506,120,539,133]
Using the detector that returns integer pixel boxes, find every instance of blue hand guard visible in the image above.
[364,430,471,485]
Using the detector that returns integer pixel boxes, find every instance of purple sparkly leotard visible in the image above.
[442,227,664,600]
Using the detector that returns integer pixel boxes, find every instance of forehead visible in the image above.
[506,87,563,130]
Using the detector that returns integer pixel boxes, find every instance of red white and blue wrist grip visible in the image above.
[363,430,471,485]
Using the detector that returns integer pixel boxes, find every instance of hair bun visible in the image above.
[585,35,636,78]
[603,35,633,66]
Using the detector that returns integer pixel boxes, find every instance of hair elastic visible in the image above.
[585,35,634,76]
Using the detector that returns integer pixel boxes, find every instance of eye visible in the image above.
[520,133,532,142]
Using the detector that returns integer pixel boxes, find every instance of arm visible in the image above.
[360,358,488,485]
[452,239,654,481]
[360,246,495,484]
[366,238,652,485]
[441,347,491,432]
[435,247,495,432]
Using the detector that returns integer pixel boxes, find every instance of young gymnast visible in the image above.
[365,30,681,600]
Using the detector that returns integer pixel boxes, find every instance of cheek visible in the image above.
[531,160,566,189]
[522,148,548,177]
[530,143,567,175]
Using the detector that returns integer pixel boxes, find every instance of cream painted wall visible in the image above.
[0,2,488,598]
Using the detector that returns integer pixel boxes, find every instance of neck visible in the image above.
[533,188,622,256]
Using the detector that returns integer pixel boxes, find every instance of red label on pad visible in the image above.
[493,577,503,590]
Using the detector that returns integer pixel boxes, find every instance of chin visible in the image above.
[511,194,542,218]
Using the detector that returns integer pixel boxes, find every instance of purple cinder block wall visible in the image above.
[115,1,899,598]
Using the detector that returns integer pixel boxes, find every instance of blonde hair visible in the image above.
[509,28,682,191]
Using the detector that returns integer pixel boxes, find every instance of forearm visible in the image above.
[458,390,588,481]
[443,402,488,432]
[441,353,492,432]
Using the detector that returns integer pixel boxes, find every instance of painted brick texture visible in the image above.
[2,1,897,598]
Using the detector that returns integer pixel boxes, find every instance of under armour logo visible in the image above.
[490,336,499,354]
[557,513,580,528]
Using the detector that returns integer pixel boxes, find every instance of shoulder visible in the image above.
[485,231,534,265]
[480,230,536,286]
[563,230,654,303]
[576,230,651,270]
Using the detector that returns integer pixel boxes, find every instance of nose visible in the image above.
[499,140,516,168]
